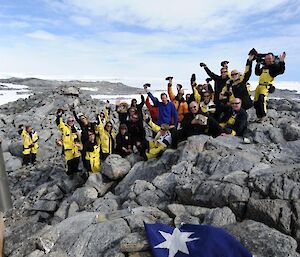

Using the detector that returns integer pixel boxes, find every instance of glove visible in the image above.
[199,63,206,67]
[190,74,196,84]
[165,76,173,81]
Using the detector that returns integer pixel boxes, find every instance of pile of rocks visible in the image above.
[1,86,300,257]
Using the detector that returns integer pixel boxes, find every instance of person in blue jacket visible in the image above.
[145,86,178,129]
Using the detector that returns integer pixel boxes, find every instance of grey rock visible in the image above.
[193,180,250,208]
[119,232,148,253]
[85,173,115,196]
[179,135,209,164]
[67,201,80,217]
[174,214,200,227]
[203,207,236,226]
[115,149,179,196]
[125,207,171,232]
[61,86,80,96]
[8,141,23,158]
[225,220,300,257]
[54,199,70,220]
[246,198,292,234]
[130,180,155,196]
[71,187,98,209]
[92,198,119,213]
[26,250,45,257]
[167,204,210,220]
[49,212,131,257]
[152,173,176,196]
[282,123,300,141]
[3,151,22,171]
[31,200,58,212]
[102,154,131,180]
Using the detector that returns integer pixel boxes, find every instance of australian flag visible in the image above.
[144,223,253,257]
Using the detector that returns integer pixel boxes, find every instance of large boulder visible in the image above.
[225,220,300,257]
[102,154,132,180]
[8,141,23,158]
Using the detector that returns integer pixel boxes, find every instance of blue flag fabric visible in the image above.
[144,223,252,257]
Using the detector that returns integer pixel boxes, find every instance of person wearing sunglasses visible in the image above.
[219,98,248,137]
[56,109,82,176]
[199,62,230,106]
[220,53,255,110]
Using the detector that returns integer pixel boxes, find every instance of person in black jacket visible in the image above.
[131,95,145,120]
[125,113,147,156]
[72,109,98,168]
[254,52,286,121]
[200,63,229,105]
[219,98,248,137]
[115,124,132,157]
[220,54,255,110]
[171,101,221,148]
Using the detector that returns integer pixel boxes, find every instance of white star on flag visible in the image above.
[154,227,199,257]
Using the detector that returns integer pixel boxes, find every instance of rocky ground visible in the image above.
[0,77,142,95]
[1,85,300,257]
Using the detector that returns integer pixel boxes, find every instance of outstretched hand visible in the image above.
[280,51,286,62]
[248,54,255,61]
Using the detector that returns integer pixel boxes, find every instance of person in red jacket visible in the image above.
[145,96,159,124]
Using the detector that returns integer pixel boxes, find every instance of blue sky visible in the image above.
[0,0,299,86]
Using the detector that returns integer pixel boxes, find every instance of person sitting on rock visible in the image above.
[198,92,216,116]
[220,53,255,110]
[166,77,189,124]
[18,124,39,165]
[85,131,101,174]
[171,101,221,148]
[56,109,82,176]
[145,85,178,128]
[115,124,132,158]
[219,98,248,137]
[96,117,116,161]
[145,96,159,124]
[143,115,172,160]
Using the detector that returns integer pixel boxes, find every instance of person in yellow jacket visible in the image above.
[85,131,101,174]
[18,125,39,165]
[254,52,286,122]
[56,109,82,176]
[96,116,116,161]
[143,115,172,160]
[166,76,189,124]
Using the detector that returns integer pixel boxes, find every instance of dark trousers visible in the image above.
[254,94,266,118]
[66,157,80,175]
[22,153,36,166]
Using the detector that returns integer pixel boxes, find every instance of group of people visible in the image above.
[19,50,286,177]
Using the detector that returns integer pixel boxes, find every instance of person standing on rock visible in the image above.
[56,109,82,176]
[85,131,101,174]
[166,77,189,124]
[254,51,286,122]
[220,53,255,111]
[72,107,99,169]
[96,116,116,161]
[145,85,178,129]
[18,125,39,165]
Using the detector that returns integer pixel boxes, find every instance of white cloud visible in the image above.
[26,30,58,40]
[70,16,92,26]
[61,0,289,33]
